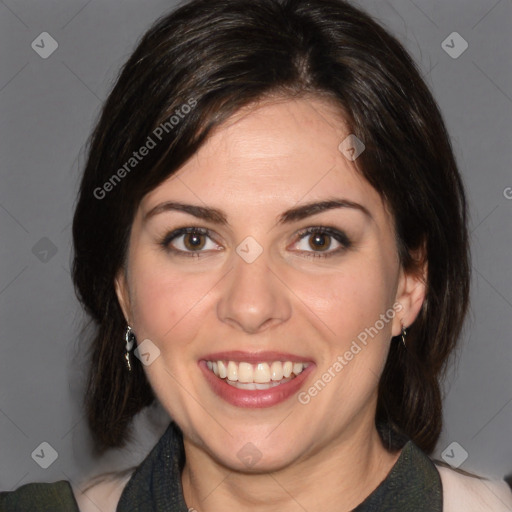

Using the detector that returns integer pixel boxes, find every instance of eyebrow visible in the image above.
[144,199,372,225]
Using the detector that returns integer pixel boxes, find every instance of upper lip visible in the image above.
[201,351,314,364]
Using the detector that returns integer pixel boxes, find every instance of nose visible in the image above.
[216,248,292,334]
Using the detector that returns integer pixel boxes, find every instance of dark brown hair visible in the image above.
[72,0,470,455]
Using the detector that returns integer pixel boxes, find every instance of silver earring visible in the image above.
[124,325,135,371]
[400,323,407,349]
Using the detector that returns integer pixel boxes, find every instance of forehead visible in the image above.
[141,96,386,222]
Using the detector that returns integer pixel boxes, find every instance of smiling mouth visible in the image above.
[205,360,310,390]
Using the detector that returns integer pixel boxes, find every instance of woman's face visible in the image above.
[116,96,425,471]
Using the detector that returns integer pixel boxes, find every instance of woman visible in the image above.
[1,0,511,510]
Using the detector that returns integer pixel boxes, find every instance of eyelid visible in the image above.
[159,225,352,258]
[290,226,352,257]
[159,227,222,257]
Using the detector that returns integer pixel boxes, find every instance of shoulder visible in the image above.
[436,464,512,512]
[0,480,79,511]
[72,472,132,512]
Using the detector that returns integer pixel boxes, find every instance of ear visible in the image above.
[114,267,132,325]
[391,247,428,337]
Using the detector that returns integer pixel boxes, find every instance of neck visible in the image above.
[181,422,401,512]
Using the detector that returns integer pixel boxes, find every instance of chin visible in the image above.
[220,447,299,474]
[198,428,303,473]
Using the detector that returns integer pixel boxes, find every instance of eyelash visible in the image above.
[295,226,352,258]
[159,227,216,259]
[158,226,352,259]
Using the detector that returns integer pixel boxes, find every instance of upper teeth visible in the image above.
[206,360,309,383]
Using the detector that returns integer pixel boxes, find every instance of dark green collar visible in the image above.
[117,421,188,511]
[0,481,80,512]
[352,436,442,511]
[117,422,442,511]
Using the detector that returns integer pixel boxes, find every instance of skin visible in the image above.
[115,95,427,512]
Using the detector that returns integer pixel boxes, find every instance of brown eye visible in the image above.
[308,233,331,251]
[160,227,222,257]
[183,232,206,251]
[292,227,352,258]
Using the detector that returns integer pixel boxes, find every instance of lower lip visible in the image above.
[199,361,314,408]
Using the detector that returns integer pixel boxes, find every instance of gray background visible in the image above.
[1,0,511,494]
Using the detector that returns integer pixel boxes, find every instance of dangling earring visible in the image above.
[124,325,136,371]
[400,322,407,349]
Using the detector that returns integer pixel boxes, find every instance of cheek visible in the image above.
[290,249,397,403]
[293,262,395,421]
[128,255,214,352]
[295,255,395,339]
